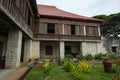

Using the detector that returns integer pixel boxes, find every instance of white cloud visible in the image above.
[36,0,120,17]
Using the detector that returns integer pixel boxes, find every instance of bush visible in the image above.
[110,54,117,59]
[84,54,93,61]
[79,61,91,73]
[76,54,84,61]
[62,59,74,72]
[102,53,110,60]
[42,61,53,80]
[71,65,84,80]
[65,55,74,60]
[94,53,103,60]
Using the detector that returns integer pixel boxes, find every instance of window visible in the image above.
[65,46,71,54]
[27,9,31,26]
[86,26,98,36]
[112,47,117,53]
[45,46,53,55]
[71,25,75,35]
[47,23,55,34]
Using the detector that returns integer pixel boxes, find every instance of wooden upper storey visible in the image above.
[0,0,38,38]
[34,5,102,41]
[34,18,101,41]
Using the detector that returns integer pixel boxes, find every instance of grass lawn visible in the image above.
[25,64,114,80]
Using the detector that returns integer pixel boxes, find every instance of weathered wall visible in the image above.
[81,42,105,55]
[32,40,40,60]
[102,37,120,54]
[24,39,32,62]
[5,29,22,68]
[39,18,100,26]
[40,41,59,59]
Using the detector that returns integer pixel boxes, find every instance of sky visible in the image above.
[36,0,120,17]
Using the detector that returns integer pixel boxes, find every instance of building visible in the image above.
[0,0,104,69]
[35,5,105,60]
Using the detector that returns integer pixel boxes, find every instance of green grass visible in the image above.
[25,64,114,80]
[84,64,113,80]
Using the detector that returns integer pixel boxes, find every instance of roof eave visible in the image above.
[39,14,103,23]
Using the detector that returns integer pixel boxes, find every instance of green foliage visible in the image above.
[94,53,104,60]
[65,55,74,60]
[71,65,84,80]
[42,61,53,80]
[110,54,117,59]
[112,59,120,80]
[84,54,93,61]
[102,53,111,60]
[62,59,74,72]
[93,13,120,36]
[25,65,113,80]
[94,53,117,60]
[76,54,84,61]
[93,15,108,21]
[79,61,91,73]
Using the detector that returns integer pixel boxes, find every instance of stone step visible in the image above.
[0,69,16,80]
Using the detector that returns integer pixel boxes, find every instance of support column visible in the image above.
[32,41,40,60]
[60,41,65,60]
[81,42,87,55]
[83,26,86,35]
[5,29,22,68]
[24,39,32,62]
[62,24,64,34]
[98,27,101,36]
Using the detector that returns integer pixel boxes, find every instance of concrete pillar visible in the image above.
[5,29,22,68]
[60,41,65,60]
[81,42,87,55]
[24,39,32,62]
[32,41,40,60]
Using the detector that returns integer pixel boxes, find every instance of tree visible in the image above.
[93,13,120,37]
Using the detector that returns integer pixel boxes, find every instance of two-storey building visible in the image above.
[0,1,105,69]
[34,5,105,60]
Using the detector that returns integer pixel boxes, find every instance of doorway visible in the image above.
[65,46,72,55]
[20,38,25,62]
[0,41,5,69]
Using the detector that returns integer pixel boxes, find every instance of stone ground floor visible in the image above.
[0,29,40,69]
[40,41,104,60]
[0,29,106,69]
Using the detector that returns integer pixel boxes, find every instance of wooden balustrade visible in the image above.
[0,0,33,38]
[34,34,101,41]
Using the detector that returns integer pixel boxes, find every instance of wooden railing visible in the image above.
[0,0,33,38]
[34,34,101,41]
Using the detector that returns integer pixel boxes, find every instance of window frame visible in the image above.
[47,23,55,34]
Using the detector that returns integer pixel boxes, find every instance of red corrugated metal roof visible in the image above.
[37,4,103,22]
